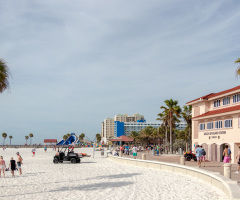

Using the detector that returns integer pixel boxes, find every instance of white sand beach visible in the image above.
[0,148,228,200]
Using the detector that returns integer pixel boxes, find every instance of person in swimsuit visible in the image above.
[223,145,231,163]
[9,157,16,177]
[235,145,240,174]
[0,156,6,178]
[16,152,23,175]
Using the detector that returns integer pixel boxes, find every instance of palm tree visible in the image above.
[29,133,34,145]
[79,133,85,142]
[139,126,155,145]
[66,133,71,138]
[235,58,240,76]
[157,126,165,146]
[2,132,7,146]
[182,105,192,151]
[157,111,169,151]
[0,58,10,93]
[129,131,139,144]
[63,135,68,140]
[9,135,13,145]
[25,136,29,145]
[161,99,181,154]
[151,128,158,145]
[96,133,101,143]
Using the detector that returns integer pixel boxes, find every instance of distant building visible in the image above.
[123,122,161,136]
[101,113,187,143]
[102,118,115,141]
[175,121,187,131]
[101,113,145,143]
[44,139,57,146]
[114,113,145,122]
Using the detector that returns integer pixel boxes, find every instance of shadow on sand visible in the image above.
[49,181,134,192]
[0,181,134,198]
[85,173,141,180]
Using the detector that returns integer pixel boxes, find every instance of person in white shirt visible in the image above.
[132,145,138,159]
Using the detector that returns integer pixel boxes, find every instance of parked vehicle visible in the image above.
[53,147,82,164]
[184,151,197,161]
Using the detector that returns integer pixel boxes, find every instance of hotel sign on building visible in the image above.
[186,85,240,163]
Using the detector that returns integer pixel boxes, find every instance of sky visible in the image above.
[0,0,240,145]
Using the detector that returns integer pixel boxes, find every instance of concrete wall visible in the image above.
[108,156,240,200]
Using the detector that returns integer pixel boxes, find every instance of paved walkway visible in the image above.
[122,151,240,187]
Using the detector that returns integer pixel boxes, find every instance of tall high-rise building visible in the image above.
[101,113,145,143]
[114,113,145,122]
[101,118,115,141]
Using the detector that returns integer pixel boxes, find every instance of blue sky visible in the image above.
[0,0,240,144]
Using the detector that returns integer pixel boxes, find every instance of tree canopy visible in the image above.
[0,58,10,93]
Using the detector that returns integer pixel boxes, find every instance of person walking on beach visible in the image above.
[32,148,36,157]
[0,156,6,178]
[200,146,206,167]
[132,145,138,159]
[16,152,23,175]
[44,146,47,152]
[223,145,231,163]
[9,157,16,177]
[120,145,123,153]
[156,145,159,155]
[235,145,240,174]
[125,144,129,155]
[195,145,202,167]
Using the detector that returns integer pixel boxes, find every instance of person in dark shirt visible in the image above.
[9,157,17,177]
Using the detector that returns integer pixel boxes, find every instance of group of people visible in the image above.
[195,145,206,167]
[195,144,240,174]
[0,152,23,178]
[196,144,233,168]
[112,144,139,159]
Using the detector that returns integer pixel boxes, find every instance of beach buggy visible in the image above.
[53,147,82,164]
[184,151,197,161]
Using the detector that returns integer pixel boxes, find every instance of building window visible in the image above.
[207,122,213,130]
[233,94,240,103]
[199,123,205,130]
[224,119,232,128]
[223,96,230,105]
[215,121,222,129]
[214,100,220,107]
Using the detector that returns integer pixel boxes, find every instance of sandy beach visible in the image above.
[0,148,228,200]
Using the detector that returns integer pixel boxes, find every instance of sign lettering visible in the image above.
[204,131,226,135]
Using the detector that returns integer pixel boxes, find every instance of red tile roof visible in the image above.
[186,93,214,104]
[44,139,57,143]
[110,135,133,142]
[186,85,240,104]
[193,104,240,119]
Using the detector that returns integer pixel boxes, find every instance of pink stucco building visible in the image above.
[186,85,240,163]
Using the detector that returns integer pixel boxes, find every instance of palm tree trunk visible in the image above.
[10,139,11,145]
[165,128,167,153]
[188,126,191,151]
[170,114,172,154]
